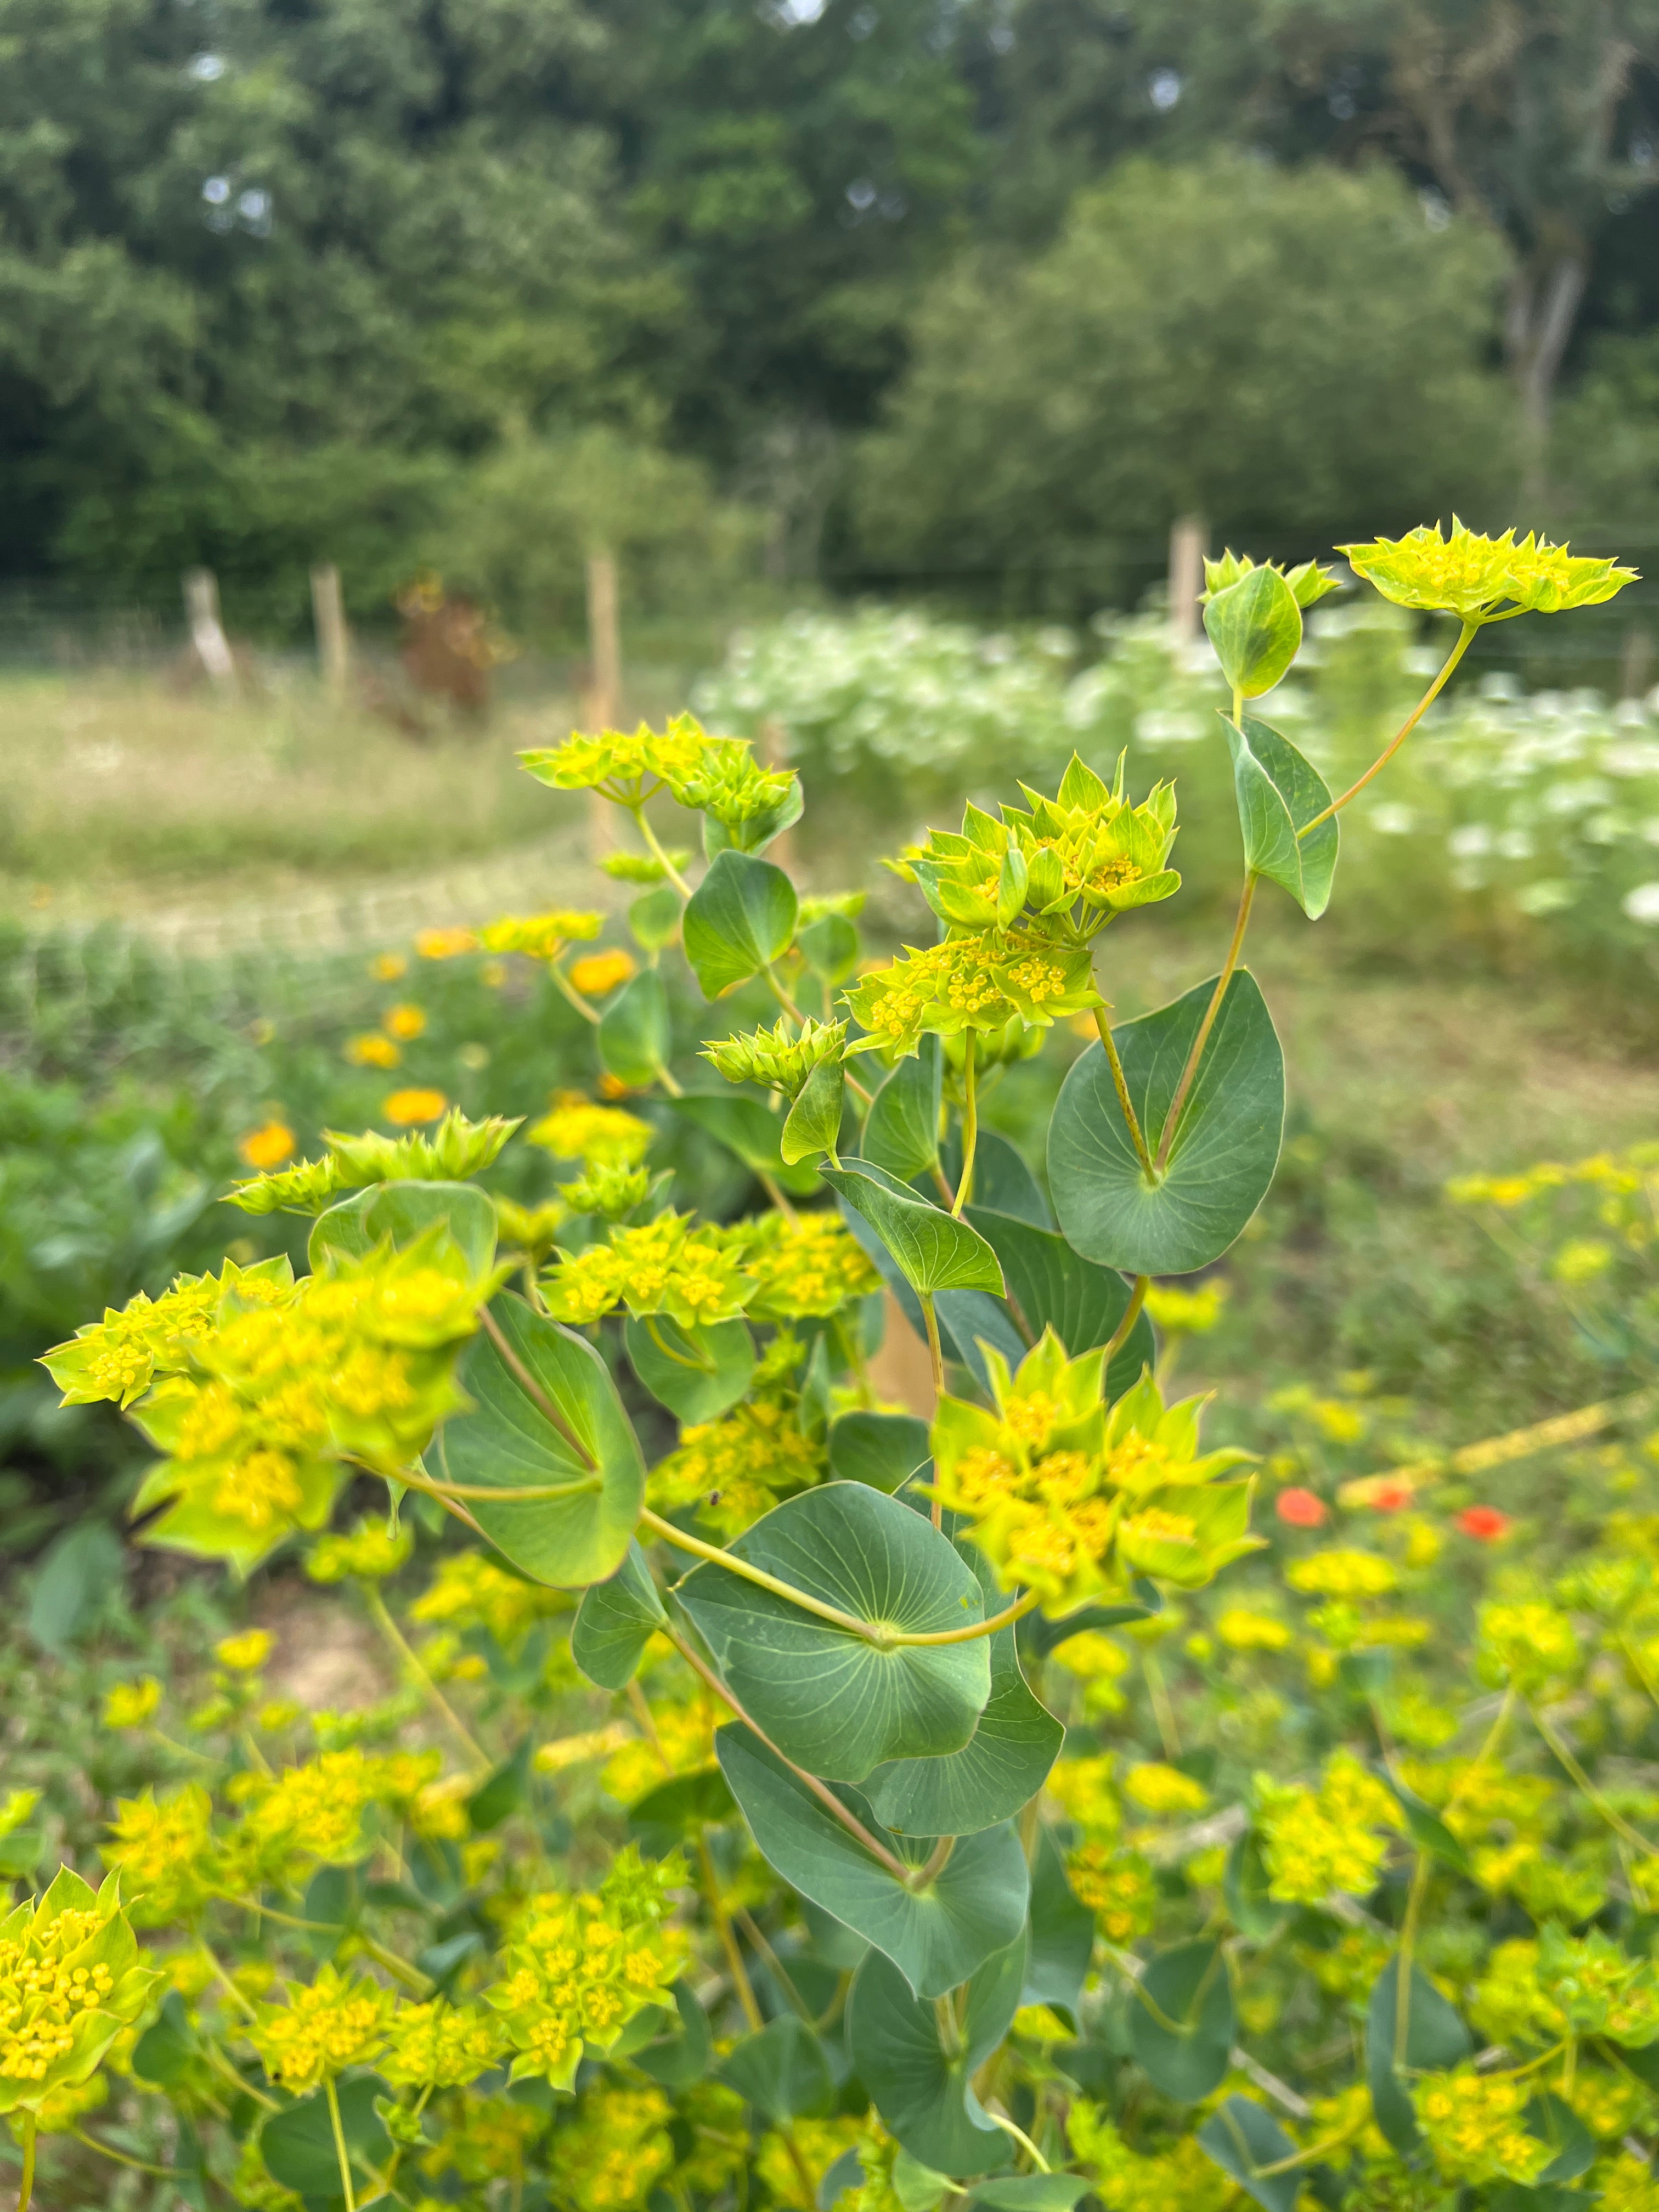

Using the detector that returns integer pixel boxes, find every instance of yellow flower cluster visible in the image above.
[702,1014,847,1096]
[1449,1143,1659,1211]
[559,1163,652,1220]
[1066,1843,1156,1943]
[102,1677,162,1729]
[527,1091,654,1167]
[1477,1600,1581,1696]
[1215,1607,1294,1652]
[485,1847,686,2089]
[305,1518,414,1584]
[382,1998,503,2087]
[521,714,793,827]
[479,909,603,961]
[1066,2097,1234,2212]
[1122,1763,1207,1818]
[1142,1281,1227,1336]
[1339,518,1638,621]
[930,1332,1257,1610]
[1284,1549,1396,1598]
[0,1870,157,2115]
[252,1965,396,2092]
[723,1210,879,1319]
[844,928,1100,1058]
[1045,1753,1121,1841]
[601,1696,716,1807]
[43,1257,294,1411]
[551,2083,676,2212]
[1412,2068,1549,2187]
[408,1549,567,1646]
[1255,1751,1399,1904]
[104,1786,218,1926]
[543,1212,755,1328]
[650,1402,826,1541]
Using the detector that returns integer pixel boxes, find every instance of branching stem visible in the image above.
[951,1031,978,1218]
[1092,1003,1154,1178]
[479,1304,598,1471]
[1155,873,1256,1175]
[1297,618,1478,836]
[364,1584,492,1772]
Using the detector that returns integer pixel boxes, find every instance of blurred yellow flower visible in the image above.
[238,1121,295,1171]
[383,1003,427,1041]
[385,1087,448,1126]
[102,1678,162,1729]
[568,949,637,998]
[346,1034,401,1068]
[215,1629,272,1673]
[370,951,408,981]
[415,927,477,959]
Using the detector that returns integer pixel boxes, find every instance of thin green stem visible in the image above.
[985,2113,1051,2173]
[1092,1004,1154,1178]
[640,1508,882,1641]
[697,1828,764,2032]
[629,804,694,898]
[913,1834,957,1889]
[1154,872,1257,1176]
[645,1314,717,1373]
[1531,1702,1659,1859]
[734,1906,816,2024]
[951,1031,978,1218]
[399,1462,600,1506]
[652,1058,685,1098]
[547,961,602,1026]
[199,1937,260,2022]
[363,1585,492,1772]
[1102,1277,1149,1365]
[893,1590,1041,1647]
[920,1295,946,1527]
[1297,618,1478,836]
[1142,1649,1181,1760]
[763,964,811,1028]
[70,2131,181,2178]
[1394,1853,1432,2070]
[16,2111,34,2212]
[326,2075,358,2212]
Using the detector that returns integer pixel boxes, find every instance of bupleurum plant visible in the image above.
[21,520,1654,2212]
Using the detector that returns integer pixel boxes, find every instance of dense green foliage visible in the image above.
[7,0,1659,624]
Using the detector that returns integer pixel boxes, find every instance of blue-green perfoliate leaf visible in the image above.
[822,1163,1004,1299]
[1127,1940,1235,2102]
[1022,1826,1094,2025]
[720,2015,834,2124]
[678,1482,991,1780]
[828,1410,932,1493]
[781,1057,846,1165]
[717,1724,1029,1997]
[1048,973,1284,1276]
[628,884,682,952]
[848,1937,1026,2175]
[571,1541,667,1689]
[799,911,860,983]
[437,1295,644,1588]
[1197,2097,1303,2212]
[966,1207,1155,1392]
[682,850,798,997]
[1223,714,1339,919]
[861,1039,943,1182]
[1204,566,1302,698]
[624,1314,756,1423]
[1365,1959,1471,2155]
[598,970,672,1086]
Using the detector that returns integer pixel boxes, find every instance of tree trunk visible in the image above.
[1506,250,1590,509]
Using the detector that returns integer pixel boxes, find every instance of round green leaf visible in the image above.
[828,1411,932,1493]
[969,2182,1093,2212]
[1022,1826,1094,2025]
[677,1482,991,1781]
[966,1207,1156,1393]
[628,1769,736,1859]
[940,1130,1050,1228]
[862,1040,943,1181]
[1127,1939,1235,2103]
[864,1548,1062,1836]
[720,2015,835,2124]
[821,1163,1005,1299]
[261,2074,391,2198]
[799,910,860,983]
[624,1314,756,1422]
[682,849,798,997]
[628,884,683,952]
[1365,1956,1471,2156]
[309,1179,498,1274]
[1222,1832,1290,1942]
[1197,2095,1303,2212]
[598,969,672,1086]
[632,1982,713,2090]
[716,1723,1029,1998]
[1203,566,1302,698]
[1223,713,1339,919]
[1048,970,1284,1276]
[667,1092,821,1195]
[848,1938,1026,2175]
[572,1541,667,1689]
[437,1294,644,1588]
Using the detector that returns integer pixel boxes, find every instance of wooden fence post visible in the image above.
[1167,515,1207,647]
[584,549,622,855]
[182,568,235,687]
[310,563,350,694]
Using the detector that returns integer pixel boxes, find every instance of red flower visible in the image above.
[1276,1487,1328,1528]
[1370,1481,1413,1514]
[1456,1505,1510,1542]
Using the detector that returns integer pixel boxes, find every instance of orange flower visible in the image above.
[1457,1505,1511,1543]
[1275,1487,1327,1529]
[385,1088,448,1126]
[415,927,477,960]
[383,1003,427,1041]
[568,949,637,998]
[371,951,409,981]
[238,1120,296,1170]
[346,1035,401,1069]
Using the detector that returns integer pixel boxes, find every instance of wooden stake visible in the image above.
[1167,515,1206,647]
[584,549,622,856]
[183,568,235,687]
[310,563,350,693]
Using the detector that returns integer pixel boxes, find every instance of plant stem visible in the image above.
[733,1906,816,2023]
[547,961,602,1026]
[663,1624,916,1882]
[16,2112,34,2212]
[1154,873,1257,1176]
[756,1171,799,1223]
[325,2076,358,2212]
[1530,1702,1659,1859]
[400,1463,601,1506]
[645,1314,716,1373]
[893,1590,1041,1647]
[985,2112,1051,2174]
[1102,1277,1149,1365]
[70,2131,181,2177]
[951,1031,978,1218]
[478,1303,598,1471]
[697,1827,764,2032]
[629,804,693,897]
[1297,618,1478,836]
[1393,1853,1432,2070]
[1142,1650,1180,1759]
[639,1508,881,1640]
[919,1295,945,1523]
[1091,1003,1154,1178]
[653,1058,685,1098]
[914,1833,957,1888]
[364,1585,492,1772]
